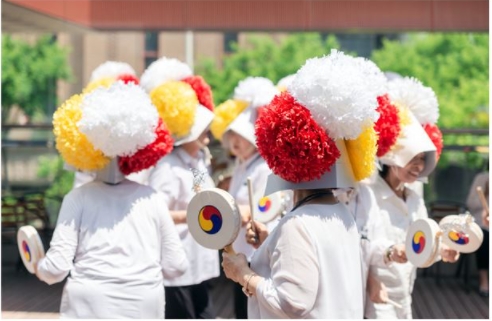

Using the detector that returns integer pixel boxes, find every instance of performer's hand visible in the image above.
[441,244,460,263]
[482,209,489,228]
[390,244,408,263]
[238,205,251,226]
[221,252,249,283]
[367,273,389,304]
[245,221,268,249]
[170,210,187,224]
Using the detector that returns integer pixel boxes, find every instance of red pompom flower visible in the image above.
[423,123,443,159]
[255,92,340,183]
[118,118,174,175]
[374,94,401,157]
[182,76,214,111]
[117,74,140,85]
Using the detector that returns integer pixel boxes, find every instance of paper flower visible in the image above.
[53,94,110,170]
[210,99,249,140]
[78,82,159,157]
[82,77,115,95]
[374,94,401,157]
[90,61,136,82]
[277,74,295,92]
[345,125,378,181]
[182,75,214,111]
[140,57,193,93]
[233,77,279,109]
[388,77,439,125]
[118,118,174,175]
[424,123,443,159]
[117,74,140,85]
[255,92,340,183]
[149,81,198,138]
[289,50,380,140]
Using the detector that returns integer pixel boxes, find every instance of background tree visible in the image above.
[196,33,340,105]
[2,34,72,123]
[372,33,489,129]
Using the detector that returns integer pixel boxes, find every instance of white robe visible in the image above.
[248,203,364,319]
[36,180,188,318]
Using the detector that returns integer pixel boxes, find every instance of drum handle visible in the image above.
[247,177,257,237]
[223,244,236,255]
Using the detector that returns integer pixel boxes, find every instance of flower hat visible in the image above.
[53,81,174,180]
[276,74,295,92]
[83,61,140,94]
[256,50,385,195]
[140,57,215,146]
[211,77,279,147]
[379,76,443,178]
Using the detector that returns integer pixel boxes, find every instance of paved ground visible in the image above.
[1,260,489,319]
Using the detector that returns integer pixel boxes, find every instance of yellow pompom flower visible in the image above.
[396,104,412,128]
[82,77,115,95]
[150,81,198,138]
[53,95,110,170]
[345,125,378,181]
[210,99,249,140]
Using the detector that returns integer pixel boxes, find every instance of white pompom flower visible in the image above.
[140,57,193,93]
[387,77,439,125]
[277,74,295,90]
[354,57,388,98]
[289,50,381,139]
[90,61,136,82]
[233,77,279,109]
[78,81,159,158]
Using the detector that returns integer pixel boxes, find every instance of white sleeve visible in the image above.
[37,191,81,285]
[155,193,189,278]
[148,161,177,206]
[255,217,319,318]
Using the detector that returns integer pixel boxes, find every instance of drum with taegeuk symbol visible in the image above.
[405,218,441,268]
[439,213,483,253]
[253,191,289,224]
[17,225,45,274]
[187,188,241,251]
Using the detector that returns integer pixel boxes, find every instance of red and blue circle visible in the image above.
[257,197,271,212]
[448,230,469,245]
[198,205,223,234]
[22,240,32,262]
[412,231,426,254]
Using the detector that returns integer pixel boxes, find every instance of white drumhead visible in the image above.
[187,188,241,250]
[405,218,440,268]
[254,191,282,224]
[17,226,45,274]
[439,214,484,253]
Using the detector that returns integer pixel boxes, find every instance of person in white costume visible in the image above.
[210,76,281,318]
[141,56,220,319]
[222,50,384,319]
[363,77,460,319]
[35,82,187,318]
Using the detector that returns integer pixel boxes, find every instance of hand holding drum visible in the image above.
[17,225,45,274]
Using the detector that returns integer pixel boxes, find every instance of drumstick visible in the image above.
[247,177,257,237]
[476,186,489,215]
[386,298,402,309]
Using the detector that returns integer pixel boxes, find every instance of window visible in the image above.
[144,31,159,67]
[223,32,238,53]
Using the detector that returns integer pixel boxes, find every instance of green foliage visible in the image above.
[196,33,340,105]
[2,34,71,121]
[37,155,74,200]
[372,33,489,129]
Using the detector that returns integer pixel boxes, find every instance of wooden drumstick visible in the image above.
[386,298,403,309]
[476,186,489,215]
[247,177,258,239]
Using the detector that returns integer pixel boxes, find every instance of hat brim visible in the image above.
[222,109,257,148]
[173,104,215,146]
